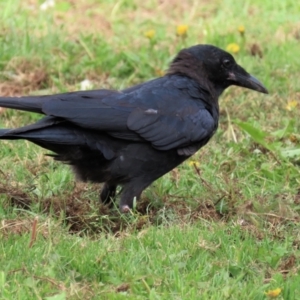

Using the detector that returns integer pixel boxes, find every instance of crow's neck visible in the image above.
[167,51,223,101]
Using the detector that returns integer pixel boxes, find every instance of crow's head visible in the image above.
[171,44,268,95]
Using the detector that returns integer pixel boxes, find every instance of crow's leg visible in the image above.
[119,180,151,213]
[100,183,117,207]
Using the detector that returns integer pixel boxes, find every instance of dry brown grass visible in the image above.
[0,58,48,96]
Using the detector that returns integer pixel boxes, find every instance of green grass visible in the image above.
[1,220,299,299]
[0,0,300,299]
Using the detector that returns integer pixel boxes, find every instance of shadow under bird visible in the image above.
[0,44,268,212]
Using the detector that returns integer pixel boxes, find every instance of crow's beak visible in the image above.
[228,68,268,94]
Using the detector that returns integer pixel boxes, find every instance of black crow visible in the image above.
[0,44,268,212]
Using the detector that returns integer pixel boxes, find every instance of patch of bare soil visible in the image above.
[1,219,33,236]
[0,58,48,96]
[1,171,299,237]
[0,188,33,210]
[24,0,220,38]
[279,254,298,276]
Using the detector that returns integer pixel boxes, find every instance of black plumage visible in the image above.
[0,44,268,212]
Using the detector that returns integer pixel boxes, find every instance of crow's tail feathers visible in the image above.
[0,96,46,114]
[0,129,11,137]
[0,128,21,140]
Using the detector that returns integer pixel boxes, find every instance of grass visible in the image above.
[0,0,300,299]
[1,220,299,299]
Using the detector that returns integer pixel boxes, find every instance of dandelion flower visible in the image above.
[226,43,240,54]
[286,100,297,111]
[238,25,245,34]
[265,288,282,298]
[289,134,298,143]
[155,69,165,77]
[144,30,155,40]
[176,24,188,37]
[188,160,200,168]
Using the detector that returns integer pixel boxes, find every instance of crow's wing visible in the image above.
[42,90,131,131]
[126,105,216,153]
[41,76,217,153]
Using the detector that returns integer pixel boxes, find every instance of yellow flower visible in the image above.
[144,29,155,39]
[226,43,240,54]
[155,69,165,77]
[188,160,200,168]
[265,288,282,298]
[176,24,188,37]
[238,25,245,34]
[289,134,298,143]
[286,100,297,111]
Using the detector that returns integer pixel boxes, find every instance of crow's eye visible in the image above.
[222,59,232,68]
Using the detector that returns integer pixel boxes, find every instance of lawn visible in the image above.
[0,0,299,299]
